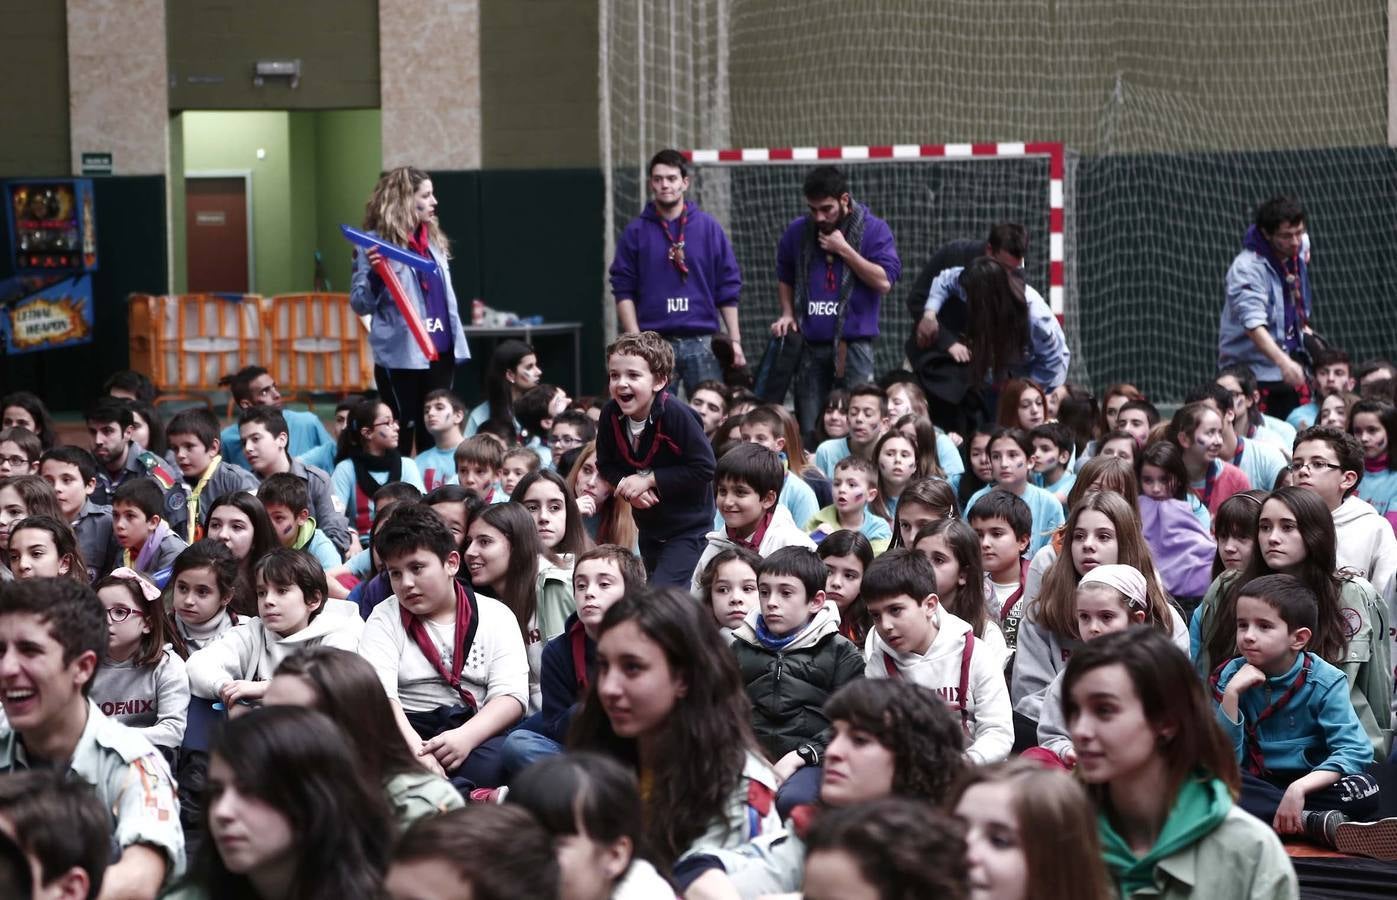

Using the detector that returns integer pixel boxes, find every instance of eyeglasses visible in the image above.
[0,455,29,468]
[551,434,583,449]
[106,607,146,623]
[1286,460,1345,474]
[370,418,397,429]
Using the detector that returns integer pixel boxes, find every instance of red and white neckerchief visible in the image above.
[657,212,688,280]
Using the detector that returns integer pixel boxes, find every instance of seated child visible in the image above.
[1114,398,1159,448]
[39,446,115,578]
[5,515,88,582]
[802,799,968,900]
[967,490,1033,649]
[164,407,258,543]
[813,383,888,479]
[0,426,40,476]
[692,443,814,591]
[259,472,342,569]
[817,529,874,644]
[386,806,559,900]
[514,383,568,466]
[1030,564,1150,768]
[698,545,762,638]
[1030,422,1076,504]
[806,456,892,553]
[186,548,362,706]
[415,389,466,491]
[1213,574,1397,855]
[168,540,243,651]
[295,395,360,474]
[963,428,1065,556]
[455,434,505,504]
[548,409,597,468]
[500,447,541,498]
[331,399,426,544]
[739,406,820,527]
[912,518,1009,665]
[357,503,529,792]
[111,478,188,587]
[91,570,190,752]
[863,548,1013,764]
[730,546,864,781]
[498,544,646,778]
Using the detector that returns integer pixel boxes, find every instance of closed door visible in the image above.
[186,176,249,293]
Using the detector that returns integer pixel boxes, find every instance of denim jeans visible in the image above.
[794,339,875,445]
[666,335,724,397]
[499,729,564,782]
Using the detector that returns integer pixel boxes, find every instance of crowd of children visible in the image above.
[10,206,1397,900]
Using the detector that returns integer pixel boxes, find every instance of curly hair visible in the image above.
[362,165,449,255]
[823,679,966,804]
[606,331,674,385]
[806,798,968,900]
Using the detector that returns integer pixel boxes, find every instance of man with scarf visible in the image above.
[772,166,901,443]
[610,149,745,396]
[1220,195,1313,420]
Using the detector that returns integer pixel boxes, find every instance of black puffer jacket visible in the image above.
[730,603,866,761]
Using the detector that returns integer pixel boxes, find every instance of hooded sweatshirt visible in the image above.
[730,602,865,759]
[690,505,815,593]
[1138,496,1216,599]
[864,606,1012,763]
[1333,494,1397,610]
[608,201,743,334]
[186,598,363,698]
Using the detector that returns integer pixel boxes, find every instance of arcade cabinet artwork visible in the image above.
[0,179,98,355]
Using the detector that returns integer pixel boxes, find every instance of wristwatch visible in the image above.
[796,744,820,767]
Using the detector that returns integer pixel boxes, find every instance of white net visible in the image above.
[600,0,1394,401]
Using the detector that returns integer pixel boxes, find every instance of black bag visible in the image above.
[754,331,806,404]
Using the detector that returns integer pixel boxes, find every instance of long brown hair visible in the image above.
[962,257,1030,382]
[997,378,1048,429]
[1032,491,1172,639]
[468,503,544,644]
[914,518,988,639]
[948,759,1115,900]
[565,442,637,550]
[362,166,450,255]
[1063,627,1241,803]
[892,414,946,480]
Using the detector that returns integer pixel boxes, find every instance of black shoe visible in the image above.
[1301,809,1345,848]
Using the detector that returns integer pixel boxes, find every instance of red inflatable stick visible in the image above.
[368,255,438,361]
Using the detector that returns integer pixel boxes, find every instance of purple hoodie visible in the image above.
[1137,496,1216,598]
[609,201,742,335]
[775,205,901,342]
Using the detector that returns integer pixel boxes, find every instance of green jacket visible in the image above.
[730,602,865,759]
[1193,570,1392,760]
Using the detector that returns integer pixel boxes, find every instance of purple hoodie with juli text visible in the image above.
[609,201,742,335]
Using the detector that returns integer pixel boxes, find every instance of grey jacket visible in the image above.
[349,232,470,369]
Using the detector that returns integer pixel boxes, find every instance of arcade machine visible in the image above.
[0,179,98,356]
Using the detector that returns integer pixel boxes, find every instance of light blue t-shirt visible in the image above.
[1286,402,1319,432]
[331,456,426,543]
[415,444,461,492]
[295,442,337,475]
[964,482,1065,556]
[1358,468,1397,518]
[222,408,332,469]
[299,527,342,569]
[815,431,964,491]
[1233,438,1285,494]
[1037,470,1076,503]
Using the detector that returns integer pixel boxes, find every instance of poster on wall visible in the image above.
[0,274,95,354]
[5,179,98,272]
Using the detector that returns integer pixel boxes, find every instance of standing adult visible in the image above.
[610,148,745,395]
[350,166,471,455]
[772,166,901,442]
[1220,195,1312,420]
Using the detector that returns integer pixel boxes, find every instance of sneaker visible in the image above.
[1333,817,1397,860]
[1302,809,1345,848]
[467,786,509,805]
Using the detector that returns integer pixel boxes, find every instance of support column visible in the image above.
[1389,0,1396,146]
[66,0,168,176]
[378,0,481,170]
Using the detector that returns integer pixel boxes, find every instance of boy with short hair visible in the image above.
[358,503,529,791]
[963,428,1064,556]
[1114,399,1159,448]
[967,490,1034,647]
[0,426,40,476]
[1213,574,1397,855]
[731,545,865,781]
[1029,422,1076,503]
[239,405,352,556]
[0,769,112,900]
[814,383,887,478]
[259,472,343,568]
[1288,347,1355,431]
[739,405,819,527]
[165,406,259,543]
[596,331,717,586]
[454,434,506,502]
[499,544,646,777]
[1290,425,1397,618]
[500,447,542,497]
[0,578,184,896]
[111,479,189,586]
[692,444,815,591]
[217,365,333,468]
[39,446,115,579]
[549,409,597,463]
[807,456,892,553]
[415,389,467,491]
[861,548,1012,763]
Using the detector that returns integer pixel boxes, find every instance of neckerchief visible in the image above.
[755,614,806,651]
[407,223,434,294]
[1232,436,1245,467]
[1209,652,1312,775]
[656,209,688,279]
[1199,459,1219,508]
[569,619,591,696]
[353,450,403,506]
[291,517,316,551]
[796,201,868,379]
[605,396,682,471]
[728,510,773,552]
[125,520,172,574]
[184,456,221,543]
[1242,224,1311,354]
[1365,453,1389,474]
[400,580,480,711]
[999,558,1031,623]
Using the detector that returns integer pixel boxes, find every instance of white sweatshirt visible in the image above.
[186,599,363,698]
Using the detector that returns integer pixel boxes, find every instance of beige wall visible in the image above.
[379,0,481,170]
[67,0,168,176]
[167,0,379,111]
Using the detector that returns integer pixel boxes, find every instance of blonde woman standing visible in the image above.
[350,166,470,453]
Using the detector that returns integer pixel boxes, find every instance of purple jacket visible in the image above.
[609,201,742,335]
[1137,496,1215,598]
[775,206,900,342]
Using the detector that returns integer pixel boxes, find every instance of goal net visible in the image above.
[600,0,1394,402]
